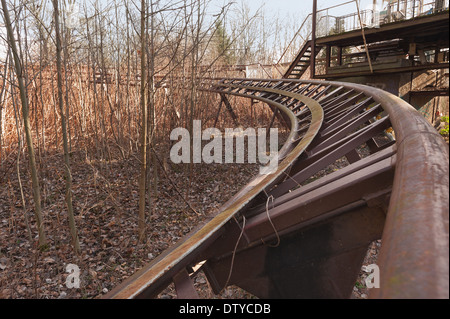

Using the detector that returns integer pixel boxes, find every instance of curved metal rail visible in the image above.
[105,78,449,299]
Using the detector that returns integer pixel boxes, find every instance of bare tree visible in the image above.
[1,0,47,248]
[52,0,80,254]
[138,0,148,243]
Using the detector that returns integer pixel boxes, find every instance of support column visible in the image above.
[311,0,317,78]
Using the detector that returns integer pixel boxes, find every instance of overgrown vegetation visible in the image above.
[440,116,449,138]
[0,0,294,299]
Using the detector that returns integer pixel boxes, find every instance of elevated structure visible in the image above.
[285,0,449,124]
[104,1,449,300]
[286,0,449,78]
[105,78,449,299]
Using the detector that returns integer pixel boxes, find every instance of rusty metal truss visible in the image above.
[105,78,449,299]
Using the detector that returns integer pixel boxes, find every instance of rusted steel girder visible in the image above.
[104,79,323,299]
[354,84,450,299]
[104,78,449,299]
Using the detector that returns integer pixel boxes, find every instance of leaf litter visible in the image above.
[0,146,261,299]
[0,131,378,299]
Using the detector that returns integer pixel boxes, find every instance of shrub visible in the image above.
[440,116,449,137]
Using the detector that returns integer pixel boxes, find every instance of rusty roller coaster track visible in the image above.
[105,78,449,299]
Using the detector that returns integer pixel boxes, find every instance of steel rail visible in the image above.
[104,79,324,299]
[105,77,449,299]
[286,78,449,299]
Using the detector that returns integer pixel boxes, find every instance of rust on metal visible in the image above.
[104,77,449,299]
[105,78,324,299]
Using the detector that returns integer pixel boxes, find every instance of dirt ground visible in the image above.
[0,142,380,299]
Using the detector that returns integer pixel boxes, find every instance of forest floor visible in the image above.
[0,139,379,299]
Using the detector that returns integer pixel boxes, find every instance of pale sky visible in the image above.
[0,0,386,62]
[240,0,379,18]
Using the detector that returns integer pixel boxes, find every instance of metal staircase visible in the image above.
[283,40,319,79]
[274,11,316,80]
